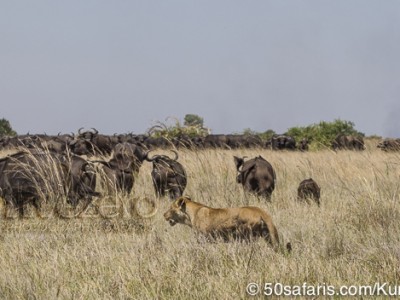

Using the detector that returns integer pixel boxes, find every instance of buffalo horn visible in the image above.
[144,150,155,162]
[170,149,179,161]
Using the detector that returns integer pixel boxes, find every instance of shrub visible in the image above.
[285,119,364,150]
[0,118,17,137]
[148,117,209,139]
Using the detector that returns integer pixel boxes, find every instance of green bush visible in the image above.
[148,117,209,139]
[0,118,17,137]
[285,119,364,150]
[184,114,204,128]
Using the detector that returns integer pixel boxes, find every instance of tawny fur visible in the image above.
[164,196,280,250]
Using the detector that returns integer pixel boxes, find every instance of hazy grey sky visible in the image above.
[1,1,399,137]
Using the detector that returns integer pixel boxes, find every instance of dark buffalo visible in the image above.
[377,138,400,151]
[94,159,134,194]
[143,136,171,150]
[62,153,100,207]
[145,150,187,199]
[233,155,276,200]
[0,136,12,150]
[226,135,244,149]
[41,135,70,153]
[0,150,65,217]
[172,135,204,150]
[0,150,99,218]
[69,137,96,156]
[203,134,262,149]
[70,128,115,156]
[331,134,365,151]
[30,133,75,154]
[297,178,320,206]
[297,138,310,151]
[1,133,74,153]
[93,143,147,194]
[204,134,229,149]
[226,134,263,149]
[266,134,296,150]
[243,134,263,148]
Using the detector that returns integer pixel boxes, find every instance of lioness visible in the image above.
[164,196,281,250]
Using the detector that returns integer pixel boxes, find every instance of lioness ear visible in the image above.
[177,198,186,211]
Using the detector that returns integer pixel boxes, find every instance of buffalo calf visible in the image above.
[297,178,321,206]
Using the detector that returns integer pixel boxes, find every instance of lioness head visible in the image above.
[164,196,190,227]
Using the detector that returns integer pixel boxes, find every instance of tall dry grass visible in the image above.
[0,141,400,299]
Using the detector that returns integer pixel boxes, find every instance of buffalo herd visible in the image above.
[0,130,370,153]
[0,128,398,218]
[2,129,398,153]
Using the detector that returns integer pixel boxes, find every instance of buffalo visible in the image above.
[145,150,187,199]
[172,135,204,150]
[377,138,400,151]
[203,134,263,149]
[297,138,310,151]
[266,134,296,150]
[331,134,365,151]
[63,153,100,207]
[0,150,99,218]
[226,134,263,149]
[204,134,229,149]
[233,155,276,200]
[297,178,321,206]
[93,142,147,194]
[69,128,115,157]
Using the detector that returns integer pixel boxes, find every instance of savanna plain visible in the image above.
[0,140,399,299]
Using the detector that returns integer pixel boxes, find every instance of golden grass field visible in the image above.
[0,140,399,299]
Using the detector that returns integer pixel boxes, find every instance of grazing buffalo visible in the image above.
[377,138,400,151]
[93,143,147,194]
[233,155,276,200]
[297,178,321,206]
[164,196,290,251]
[331,134,365,151]
[145,150,187,199]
